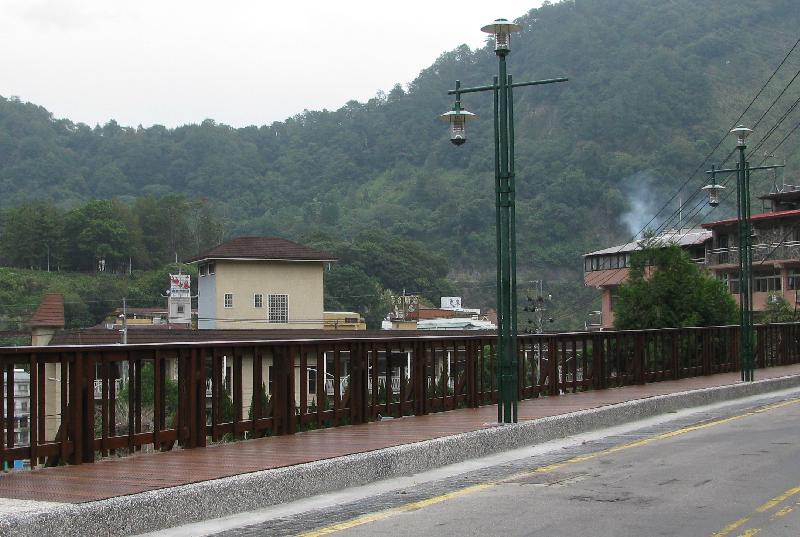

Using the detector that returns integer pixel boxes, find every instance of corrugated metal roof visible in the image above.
[584,229,711,257]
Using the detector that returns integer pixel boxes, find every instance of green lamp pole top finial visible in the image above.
[481,18,522,53]
[730,125,753,147]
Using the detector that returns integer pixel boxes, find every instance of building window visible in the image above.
[18,383,28,394]
[789,270,800,291]
[224,293,233,308]
[308,368,317,394]
[754,272,781,293]
[199,264,207,277]
[609,291,619,312]
[254,294,263,308]
[20,401,28,412]
[268,294,289,323]
[177,305,185,314]
[720,273,739,294]
[207,262,216,275]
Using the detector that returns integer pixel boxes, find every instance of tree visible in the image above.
[614,242,737,329]
[759,295,797,323]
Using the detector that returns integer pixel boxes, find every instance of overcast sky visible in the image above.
[1,0,543,128]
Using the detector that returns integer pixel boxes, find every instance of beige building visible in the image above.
[188,237,336,330]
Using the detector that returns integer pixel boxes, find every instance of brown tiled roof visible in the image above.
[186,237,337,263]
[49,328,493,346]
[29,294,65,328]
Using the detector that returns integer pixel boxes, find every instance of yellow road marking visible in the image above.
[299,397,800,537]
[770,505,794,520]
[297,483,495,537]
[711,517,750,537]
[711,483,800,536]
[755,486,800,513]
[530,398,800,476]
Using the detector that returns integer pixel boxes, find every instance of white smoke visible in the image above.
[621,171,663,239]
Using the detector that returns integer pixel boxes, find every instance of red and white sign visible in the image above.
[169,274,191,297]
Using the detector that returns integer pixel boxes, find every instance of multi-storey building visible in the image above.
[583,229,711,329]
[703,188,800,310]
[187,237,337,330]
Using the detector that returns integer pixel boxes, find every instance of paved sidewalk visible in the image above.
[2,364,800,505]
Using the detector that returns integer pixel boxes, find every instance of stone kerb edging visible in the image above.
[3,373,800,537]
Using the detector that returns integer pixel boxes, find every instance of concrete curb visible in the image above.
[3,373,800,536]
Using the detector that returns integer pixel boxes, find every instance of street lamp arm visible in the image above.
[448,77,568,95]
[706,164,784,175]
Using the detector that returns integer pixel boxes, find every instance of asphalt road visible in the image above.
[202,394,800,537]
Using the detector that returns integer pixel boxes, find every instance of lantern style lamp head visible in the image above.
[439,108,478,146]
[702,183,726,207]
[730,125,753,147]
[480,18,522,54]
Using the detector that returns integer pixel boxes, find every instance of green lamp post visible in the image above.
[704,126,783,382]
[440,19,566,423]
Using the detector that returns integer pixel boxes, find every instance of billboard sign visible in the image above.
[169,274,191,297]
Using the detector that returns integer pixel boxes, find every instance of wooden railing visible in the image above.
[2,322,800,467]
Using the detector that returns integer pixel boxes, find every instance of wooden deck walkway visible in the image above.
[2,364,799,504]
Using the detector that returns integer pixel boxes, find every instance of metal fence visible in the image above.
[2,322,800,467]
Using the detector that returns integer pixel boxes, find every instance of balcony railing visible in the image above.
[708,241,800,266]
[2,323,800,467]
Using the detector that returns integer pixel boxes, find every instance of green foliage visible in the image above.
[248,382,270,420]
[0,196,223,273]
[220,384,234,423]
[614,243,738,329]
[759,295,798,323]
[305,231,456,328]
[118,361,179,411]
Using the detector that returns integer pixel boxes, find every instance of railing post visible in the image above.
[69,353,83,465]
[756,325,767,369]
[195,348,206,448]
[350,342,367,425]
[466,340,476,407]
[548,336,559,396]
[82,352,95,463]
[634,333,645,384]
[701,329,712,376]
[413,341,427,415]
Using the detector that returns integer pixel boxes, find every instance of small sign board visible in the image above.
[169,274,191,297]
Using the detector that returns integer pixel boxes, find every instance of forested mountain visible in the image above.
[1,0,799,327]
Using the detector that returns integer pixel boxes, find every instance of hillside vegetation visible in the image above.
[1,0,800,328]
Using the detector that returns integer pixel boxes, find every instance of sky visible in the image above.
[0,0,544,128]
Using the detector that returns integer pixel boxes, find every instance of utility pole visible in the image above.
[120,297,128,344]
[440,19,567,423]
[703,126,784,382]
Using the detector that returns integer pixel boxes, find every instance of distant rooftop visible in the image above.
[584,228,711,257]
[702,209,800,229]
[29,293,65,328]
[186,237,337,263]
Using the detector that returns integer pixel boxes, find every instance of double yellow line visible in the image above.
[711,485,800,537]
[300,398,800,537]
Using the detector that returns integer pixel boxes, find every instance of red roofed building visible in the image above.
[29,293,65,346]
[702,188,800,312]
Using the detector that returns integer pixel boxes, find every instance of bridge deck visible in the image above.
[2,365,799,504]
